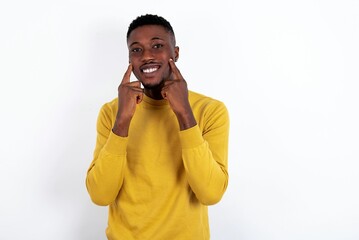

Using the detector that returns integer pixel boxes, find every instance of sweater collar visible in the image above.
[142,94,169,108]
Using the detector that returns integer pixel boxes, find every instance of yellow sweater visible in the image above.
[86,91,229,240]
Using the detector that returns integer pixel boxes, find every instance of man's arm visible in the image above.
[180,102,229,205]
[86,64,143,206]
[86,104,128,206]
[162,59,229,205]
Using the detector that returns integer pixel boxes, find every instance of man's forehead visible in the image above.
[128,25,172,41]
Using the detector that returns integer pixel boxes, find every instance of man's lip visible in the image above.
[140,63,161,72]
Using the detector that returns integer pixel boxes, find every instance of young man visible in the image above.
[86,14,229,240]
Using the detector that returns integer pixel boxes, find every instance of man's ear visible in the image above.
[174,46,179,62]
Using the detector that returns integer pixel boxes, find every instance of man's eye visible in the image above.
[131,48,142,53]
[153,44,163,49]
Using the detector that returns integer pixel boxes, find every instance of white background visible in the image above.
[1,0,358,239]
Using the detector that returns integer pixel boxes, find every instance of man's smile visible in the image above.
[142,67,159,73]
[140,63,161,74]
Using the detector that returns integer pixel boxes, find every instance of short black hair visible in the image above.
[127,14,175,42]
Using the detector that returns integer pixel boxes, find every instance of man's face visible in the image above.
[127,25,179,89]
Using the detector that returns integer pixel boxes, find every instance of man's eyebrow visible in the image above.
[151,37,164,41]
[129,37,165,47]
[129,41,139,48]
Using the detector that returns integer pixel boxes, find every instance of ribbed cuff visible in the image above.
[179,125,204,149]
[103,131,128,155]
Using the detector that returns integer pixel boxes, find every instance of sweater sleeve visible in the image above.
[86,103,127,206]
[179,101,229,205]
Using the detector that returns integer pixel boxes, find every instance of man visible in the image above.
[86,14,229,240]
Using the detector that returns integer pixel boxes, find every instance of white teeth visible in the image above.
[143,67,158,73]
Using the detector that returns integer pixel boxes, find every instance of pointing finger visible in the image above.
[169,59,183,81]
[121,64,132,84]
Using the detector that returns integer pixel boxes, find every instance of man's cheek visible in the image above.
[132,69,141,80]
[164,64,172,79]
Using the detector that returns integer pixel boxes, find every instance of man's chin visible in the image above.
[141,80,164,90]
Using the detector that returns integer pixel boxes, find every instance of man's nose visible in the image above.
[141,48,155,62]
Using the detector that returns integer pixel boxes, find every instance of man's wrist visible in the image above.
[176,111,197,131]
[113,119,131,137]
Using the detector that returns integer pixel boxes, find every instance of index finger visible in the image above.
[121,63,132,84]
[169,59,184,81]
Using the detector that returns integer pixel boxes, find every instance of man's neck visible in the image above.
[144,87,164,100]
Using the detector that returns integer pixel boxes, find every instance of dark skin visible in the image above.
[112,25,197,137]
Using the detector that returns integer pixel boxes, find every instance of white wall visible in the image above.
[1,0,358,239]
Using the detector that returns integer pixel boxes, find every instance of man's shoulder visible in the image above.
[188,90,226,108]
[188,91,229,124]
[99,97,118,115]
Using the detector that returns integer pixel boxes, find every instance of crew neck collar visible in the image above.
[142,94,169,108]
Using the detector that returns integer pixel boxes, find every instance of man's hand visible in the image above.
[113,64,143,137]
[161,59,197,130]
